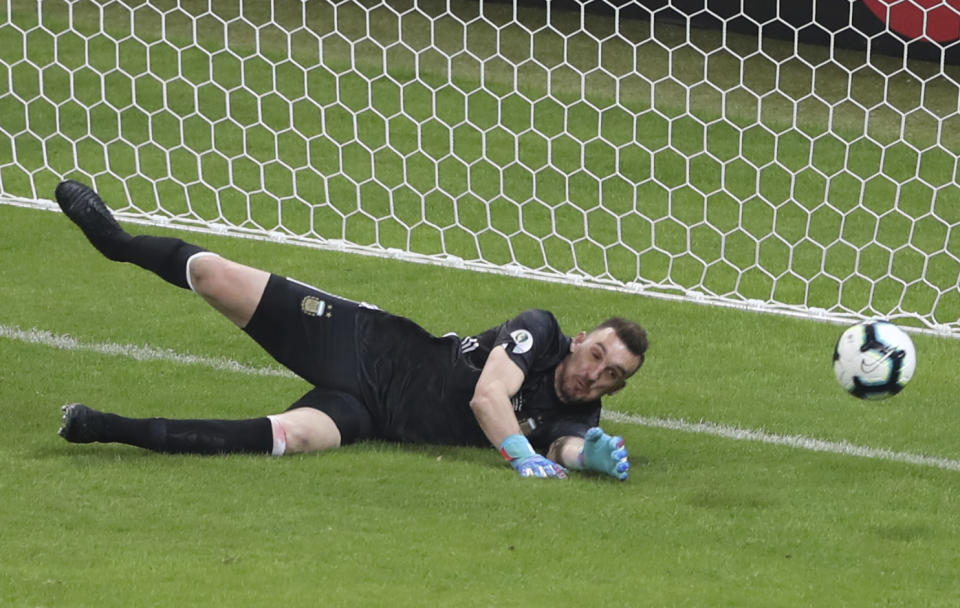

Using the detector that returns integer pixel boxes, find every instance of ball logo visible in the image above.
[862,0,960,43]
[509,329,534,354]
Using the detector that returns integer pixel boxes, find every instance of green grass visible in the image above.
[4,202,960,607]
[1,0,959,331]
[2,4,960,601]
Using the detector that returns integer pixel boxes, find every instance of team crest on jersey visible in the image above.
[301,296,329,317]
[509,329,533,354]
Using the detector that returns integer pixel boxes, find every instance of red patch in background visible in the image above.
[862,0,960,42]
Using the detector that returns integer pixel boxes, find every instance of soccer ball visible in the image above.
[833,321,917,400]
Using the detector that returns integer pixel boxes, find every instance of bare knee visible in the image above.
[187,255,269,327]
[187,254,235,296]
[271,408,342,454]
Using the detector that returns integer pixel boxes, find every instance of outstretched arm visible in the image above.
[469,346,525,446]
[470,346,567,478]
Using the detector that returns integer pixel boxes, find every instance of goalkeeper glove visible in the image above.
[499,434,568,479]
[579,427,630,481]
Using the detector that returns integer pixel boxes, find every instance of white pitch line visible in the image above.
[602,411,960,472]
[4,322,958,472]
[0,324,295,379]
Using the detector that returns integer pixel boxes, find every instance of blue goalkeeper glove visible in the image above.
[579,427,630,481]
[499,434,568,479]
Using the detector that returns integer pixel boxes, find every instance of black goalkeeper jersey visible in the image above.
[354,308,601,451]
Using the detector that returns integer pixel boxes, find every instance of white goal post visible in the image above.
[1,0,958,336]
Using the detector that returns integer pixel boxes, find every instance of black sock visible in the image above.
[117,235,208,290]
[99,414,273,455]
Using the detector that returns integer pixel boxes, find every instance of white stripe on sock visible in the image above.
[266,415,287,457]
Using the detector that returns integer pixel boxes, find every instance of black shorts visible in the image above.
[242,274,374,444]
[285,386,372,446]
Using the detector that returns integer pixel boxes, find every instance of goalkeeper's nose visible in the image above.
[583,365,603,384]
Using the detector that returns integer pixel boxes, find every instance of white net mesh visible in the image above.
[1,1,958,335]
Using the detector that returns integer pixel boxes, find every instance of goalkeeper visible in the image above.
[53,180,646,481]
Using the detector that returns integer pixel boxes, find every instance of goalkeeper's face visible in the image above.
[554,327,641,404]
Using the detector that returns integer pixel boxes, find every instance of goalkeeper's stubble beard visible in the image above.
[554,358,587,404]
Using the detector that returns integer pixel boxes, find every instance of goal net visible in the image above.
[1,1,958,336]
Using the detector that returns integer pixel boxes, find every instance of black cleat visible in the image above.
[54,180,131,260]
[58,403,105,444]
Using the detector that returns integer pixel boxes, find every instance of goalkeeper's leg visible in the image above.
[58,403,342,455]
[55,180,267,327]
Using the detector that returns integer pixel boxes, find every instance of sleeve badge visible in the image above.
[509,329,534,354]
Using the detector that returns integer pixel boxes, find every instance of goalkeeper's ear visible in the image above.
[568,331,588,352]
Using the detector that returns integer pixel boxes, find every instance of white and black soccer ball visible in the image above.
[833,321,917,400]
